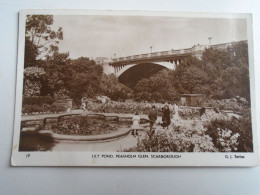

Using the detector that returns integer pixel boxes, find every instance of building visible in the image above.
[95,57,109,65]
[180,94,206,106]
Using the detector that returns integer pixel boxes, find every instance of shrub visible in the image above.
[23,96,54,105]
[205,109,253,152]
[124,124,216,152]
[22,102,66,114]
[50,102,66,112]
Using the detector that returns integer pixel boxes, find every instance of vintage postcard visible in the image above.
[11,10,259,166]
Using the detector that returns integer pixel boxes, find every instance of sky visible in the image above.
[52,15,247,59]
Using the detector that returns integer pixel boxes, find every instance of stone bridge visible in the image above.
[105,40,246,77]
[109,48,194,77]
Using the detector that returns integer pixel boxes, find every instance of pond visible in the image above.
[20,113,149,152]
[43,114,149,136]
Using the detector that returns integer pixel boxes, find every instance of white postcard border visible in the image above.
[11,9,259,166]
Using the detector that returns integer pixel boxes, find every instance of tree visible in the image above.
[24,37,39,68]
[134,69,177,102]
[176,66,210,94]
[23,66,46,96]
[201,42,250,100]
[100,74,133,101]
[25,15,63,60]
[46,50,70,66]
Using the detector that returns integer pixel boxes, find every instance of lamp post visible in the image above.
[208,37,212,47]
[114,53,116,59]
[150,46,153,53]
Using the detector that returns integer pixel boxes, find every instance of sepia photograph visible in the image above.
[11,10,258,166]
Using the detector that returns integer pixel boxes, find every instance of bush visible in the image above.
[205,110,253,152]
[124,124,216,152]
[50,102,66,112]
[22,102,66,114]
[134,92,151,102]
[203,98,247,113]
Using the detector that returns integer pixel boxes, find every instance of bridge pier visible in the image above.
[174,59,180,66]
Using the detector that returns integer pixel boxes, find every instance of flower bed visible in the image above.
[205,110,252,152]
[51,115,120,135]
[203,97,248,113]
[124,123,216,152]
[124,108,252,152]
[87,100,158,114]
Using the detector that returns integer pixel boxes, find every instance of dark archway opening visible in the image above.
[118,63,166,88]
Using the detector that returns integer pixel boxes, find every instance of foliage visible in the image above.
[135,92,152,102]
[25,15,63,60]
[22,102,66,114]
[170,42,250,101]
[24,37,39,67]
[202,43,250,100]
[100,74,133,101]
[51,116,117,135]
[125,124,216,152]
[23,67,46,96]
[43,58,103,101]
[203,97,248,113]
[22,96,54,105]
[205,109,253,152]
[134,69,177,102]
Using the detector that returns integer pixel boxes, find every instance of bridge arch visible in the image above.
[117,62,176,88]
[115,61,176,77]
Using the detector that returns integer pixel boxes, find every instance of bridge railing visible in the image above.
[111,48,192,63]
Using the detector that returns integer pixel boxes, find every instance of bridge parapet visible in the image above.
[110,48,192,66]
[110,40,247,66]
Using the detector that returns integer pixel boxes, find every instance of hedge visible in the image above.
[23,96,54,105]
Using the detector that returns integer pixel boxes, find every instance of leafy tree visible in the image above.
[23,67,46,96]
[100,74,133,101]
[135,92,151,102]
[43,57,102,100]
[24,37,39,68]
[174,66,209,94]
[134,69,177,102]
[201,42,250,100]
[25,15,63,60]
[172,41,250,100]
[46,50,70,66]
[134,78,150,93]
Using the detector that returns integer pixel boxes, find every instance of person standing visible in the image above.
[132,112,140,136]
[163,105,171,129]
[173,101,179,121]
[148,105,158,135]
